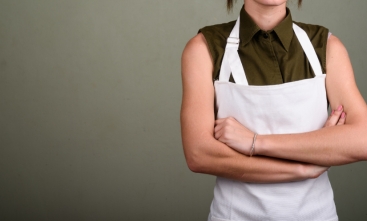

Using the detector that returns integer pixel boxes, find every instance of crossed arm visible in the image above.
[213,35,367,166]
[180,33,367,183]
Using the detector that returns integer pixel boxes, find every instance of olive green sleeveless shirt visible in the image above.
[199,7,329,85]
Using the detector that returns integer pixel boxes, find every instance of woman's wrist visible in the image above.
[253,134,268,156]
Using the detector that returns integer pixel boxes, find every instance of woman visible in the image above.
[181,0,367,220]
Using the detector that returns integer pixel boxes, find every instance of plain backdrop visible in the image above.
[1,0,367,220]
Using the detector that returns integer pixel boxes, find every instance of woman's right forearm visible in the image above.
[181,129,324,183]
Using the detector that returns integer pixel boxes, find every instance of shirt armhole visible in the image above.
[198,29,217,81]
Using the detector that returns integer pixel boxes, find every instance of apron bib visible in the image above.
[209,16,338,221]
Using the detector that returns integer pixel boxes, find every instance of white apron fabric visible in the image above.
[209,17,338,221]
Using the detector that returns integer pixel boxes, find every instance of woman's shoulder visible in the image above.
[196,21,236,79]
[199,20,236,41]
[198,21,236,56]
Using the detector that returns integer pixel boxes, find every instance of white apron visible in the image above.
[209,17,338,221]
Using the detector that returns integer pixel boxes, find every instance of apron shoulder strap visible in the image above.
[292,23,324,76]
[218,17,249,85]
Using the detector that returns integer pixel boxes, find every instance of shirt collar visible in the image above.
[239,6,294,51]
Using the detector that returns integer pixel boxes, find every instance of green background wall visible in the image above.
[1,0,366,220]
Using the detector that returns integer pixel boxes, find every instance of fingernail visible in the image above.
[337,105,343,111]
[331,110,335,115]
[341,112,346,119]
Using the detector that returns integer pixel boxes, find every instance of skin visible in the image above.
[180,0,367,183]
[241,0,288,31]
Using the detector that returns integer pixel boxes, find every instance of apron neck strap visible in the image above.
[219,16,324,84]
[292,23,323,77]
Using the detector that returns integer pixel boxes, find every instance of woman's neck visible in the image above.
[244,1,287,31]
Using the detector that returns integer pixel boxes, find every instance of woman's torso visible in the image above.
[202,7,337,221]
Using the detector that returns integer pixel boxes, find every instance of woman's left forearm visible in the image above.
[256,121,367,166]
[256,35,367,166]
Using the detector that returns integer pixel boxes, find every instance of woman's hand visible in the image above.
[214,117,255,155]
[324,105,346,127]
[215,106,346,156]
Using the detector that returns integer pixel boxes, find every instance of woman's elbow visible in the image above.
[183,143,209,173]
[354,124,367,161]
[355,145,367,162]
[360,139,367,161]
[344,119,367,162]
[358,123,367,161]
[186,157,202,173]
[184,148,204,173]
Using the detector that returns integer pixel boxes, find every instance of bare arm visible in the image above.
[180,33,327,183]
[217,35,367,166]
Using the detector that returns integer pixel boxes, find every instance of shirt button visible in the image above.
[263,33,269,39]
